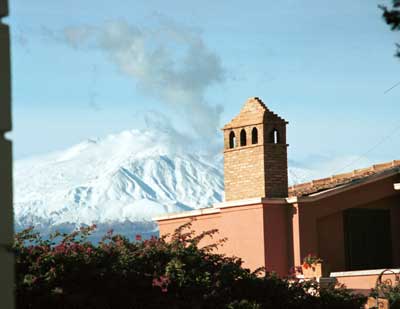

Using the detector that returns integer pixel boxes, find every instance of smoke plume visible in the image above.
[63,19,225,144]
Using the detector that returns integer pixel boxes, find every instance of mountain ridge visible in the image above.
[14,128,315,239]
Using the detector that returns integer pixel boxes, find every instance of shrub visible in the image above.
[14,222,366,308]
[371,277,400,309]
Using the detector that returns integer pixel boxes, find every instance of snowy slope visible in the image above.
[14,129,316,239]
[14,129,223,230]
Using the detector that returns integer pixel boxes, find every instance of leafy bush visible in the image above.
[15,222,366,308]
[371,278,400,309]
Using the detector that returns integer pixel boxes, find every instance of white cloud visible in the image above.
[63,19,225,144]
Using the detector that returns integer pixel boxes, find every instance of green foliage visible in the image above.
[15,222,366,308]
[380,0,400,57]
[302,253,322,268]
[319,283,367,309]
[371,279,400,309]
[226,299,262,309]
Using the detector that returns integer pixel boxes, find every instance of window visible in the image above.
[251,127,258,144]
[240,129,247,146]
[273,129,279,144]
[269,129,279,144]
[229,131,236,148]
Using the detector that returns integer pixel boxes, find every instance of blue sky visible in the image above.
[6,0,400,173]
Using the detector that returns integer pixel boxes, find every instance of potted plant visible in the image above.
[302,253,323,279]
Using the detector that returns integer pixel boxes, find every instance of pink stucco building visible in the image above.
[155,98,400,293]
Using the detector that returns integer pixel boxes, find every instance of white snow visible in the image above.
[14,128,316,238]
[14,129,223,231]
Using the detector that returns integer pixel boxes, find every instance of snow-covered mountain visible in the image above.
[14,129,315,240]
[14,130,225,239]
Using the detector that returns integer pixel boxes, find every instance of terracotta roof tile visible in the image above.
[288,160,400,197]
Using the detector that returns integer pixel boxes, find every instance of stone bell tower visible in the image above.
[223,97,288,201]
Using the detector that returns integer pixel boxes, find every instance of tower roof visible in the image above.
[223,97,286,130]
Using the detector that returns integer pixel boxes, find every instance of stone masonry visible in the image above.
[0,0,15,307]
[223,97,288,201]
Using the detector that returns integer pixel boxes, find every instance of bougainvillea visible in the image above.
[14,221,366,308]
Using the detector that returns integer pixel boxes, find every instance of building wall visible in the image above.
[263,204,290,275]
[158,202,291,274]
[264,144,288,198]
[294,174,400,273]
[289,203,302,269]
[0,0,14,306]
[223,136,289,200]
[218,204,266,270]
[333,270,400,295]
[158,173,400,278]
[317,212,346,273]
[158,204,266,271]
[224,143,266,201]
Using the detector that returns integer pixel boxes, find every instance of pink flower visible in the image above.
[54,243,66,254]
[152,275,170,292]
[152,278,161,287]
[135,234,142,241]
